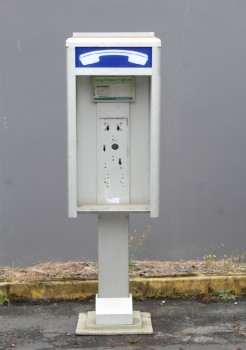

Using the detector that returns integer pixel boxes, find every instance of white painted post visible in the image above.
[150,46,161,218]
[96,213,133,325]
[66,47,77,218]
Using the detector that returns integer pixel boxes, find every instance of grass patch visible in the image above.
[210,289,236,301]
[0,294,10,306]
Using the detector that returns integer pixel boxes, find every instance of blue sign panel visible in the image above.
[75,47,152,68]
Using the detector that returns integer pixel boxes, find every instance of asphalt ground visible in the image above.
[0,298,246,350]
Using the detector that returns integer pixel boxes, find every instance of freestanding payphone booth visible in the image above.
[66,32,161,334]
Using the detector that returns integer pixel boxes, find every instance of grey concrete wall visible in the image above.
[1,0,246,266]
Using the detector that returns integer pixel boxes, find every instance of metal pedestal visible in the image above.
[76,213,153,334]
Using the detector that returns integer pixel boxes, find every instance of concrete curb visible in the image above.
[0,275,246,302]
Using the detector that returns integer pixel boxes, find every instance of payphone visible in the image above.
[66,32,161,334]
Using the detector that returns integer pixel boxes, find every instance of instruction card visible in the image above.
[92,76,134,102]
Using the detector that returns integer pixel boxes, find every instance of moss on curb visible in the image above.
[0,274,246,303]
